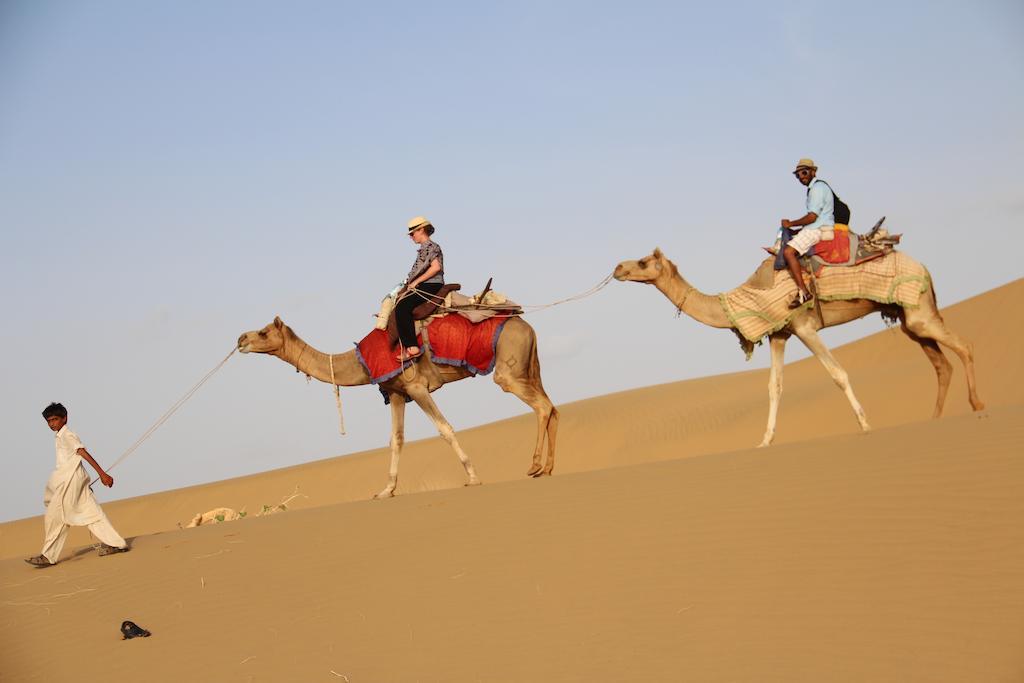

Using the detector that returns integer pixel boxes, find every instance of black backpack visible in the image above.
[809,179,851,226]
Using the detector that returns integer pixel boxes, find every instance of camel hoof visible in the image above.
[525,466,542,477]
[373,490,394,500]
[756,441,772,449]
[464,480,482,488]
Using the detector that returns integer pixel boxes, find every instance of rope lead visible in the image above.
[91,347,237,484]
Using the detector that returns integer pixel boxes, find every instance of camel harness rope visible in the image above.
[90,347,237,485]
[406,272,616,316]
[329,353,347,435]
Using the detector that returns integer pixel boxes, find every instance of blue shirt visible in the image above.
[804,179,835,231]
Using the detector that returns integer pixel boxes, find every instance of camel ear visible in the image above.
[273,316,283,328]
[653,247,663,258]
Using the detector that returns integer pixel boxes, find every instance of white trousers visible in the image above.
[41,510,125,563]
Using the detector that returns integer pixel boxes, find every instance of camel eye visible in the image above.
[639,259,647,267]
[258,331,267,338]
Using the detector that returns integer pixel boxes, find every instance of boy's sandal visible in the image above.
[98,544,129,556]
[397,350,422,362]
[24,555,54,568]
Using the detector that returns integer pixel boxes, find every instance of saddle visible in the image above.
[385,283,462,347]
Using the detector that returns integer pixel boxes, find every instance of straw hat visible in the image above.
[407,216,433,234]
[794,158,817,172]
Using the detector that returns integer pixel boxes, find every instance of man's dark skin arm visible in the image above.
[781,212,818,229]
[77,448,114,487]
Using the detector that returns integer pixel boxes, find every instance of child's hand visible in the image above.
[99,472,114,488]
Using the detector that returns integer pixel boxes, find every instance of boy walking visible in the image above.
[25,402,129,567]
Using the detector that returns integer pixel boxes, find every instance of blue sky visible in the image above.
[2,1,1021,521]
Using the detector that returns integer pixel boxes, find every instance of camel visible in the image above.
[237,316,558,498]
[613,248,984,446]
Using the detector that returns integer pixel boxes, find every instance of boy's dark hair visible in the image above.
[42,402,68,419]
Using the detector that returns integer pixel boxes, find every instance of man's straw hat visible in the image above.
[407,216,432,234]
[794,158,817,172]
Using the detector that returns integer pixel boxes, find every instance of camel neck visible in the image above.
[280,336,371,387]
[656,267,732,329]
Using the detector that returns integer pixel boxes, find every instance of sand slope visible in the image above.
[2,406,1023,682]
[1,279,1022,681]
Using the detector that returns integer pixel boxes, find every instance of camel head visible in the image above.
[237,316,290,356]
[613,248,669,285]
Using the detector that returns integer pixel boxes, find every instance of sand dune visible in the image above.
[1,279,1022,681]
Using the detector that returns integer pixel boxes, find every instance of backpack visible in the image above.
[809,179,851,226]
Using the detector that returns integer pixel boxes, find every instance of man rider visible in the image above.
[780,158,835,308]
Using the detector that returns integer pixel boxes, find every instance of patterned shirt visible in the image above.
[406,239,444,284]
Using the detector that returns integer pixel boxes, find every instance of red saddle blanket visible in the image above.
[813,230,850,263]
[355,313,512,384]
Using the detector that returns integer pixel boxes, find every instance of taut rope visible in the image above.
[91,347,237,484]
[406,273,615,318]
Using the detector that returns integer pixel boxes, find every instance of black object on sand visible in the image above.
[121,621,151,639]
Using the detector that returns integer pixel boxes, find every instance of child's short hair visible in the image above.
[42,402,68,419]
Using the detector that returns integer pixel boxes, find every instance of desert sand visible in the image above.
[2,279,1022,682]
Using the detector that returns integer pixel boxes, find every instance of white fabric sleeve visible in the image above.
[66,430,85,453]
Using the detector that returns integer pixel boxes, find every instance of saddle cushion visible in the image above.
[355,311,513,384]
[425,312,512,376]
[356,328,424,384]
[722,251,931,345]
[812,229,851,263]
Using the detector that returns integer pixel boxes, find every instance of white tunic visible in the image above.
[43,425,104,526]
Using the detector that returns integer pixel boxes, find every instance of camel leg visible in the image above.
[495,372,559,477]
[375,394,407,499]
[900,321,953,418]
[407,387,481,487]
[903,302,985,412]
[759,335,788,447]
[791,318,871,432]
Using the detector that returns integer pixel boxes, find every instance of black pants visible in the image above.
[395,282,444,348]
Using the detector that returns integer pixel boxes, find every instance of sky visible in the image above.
[1,1,1021,522]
